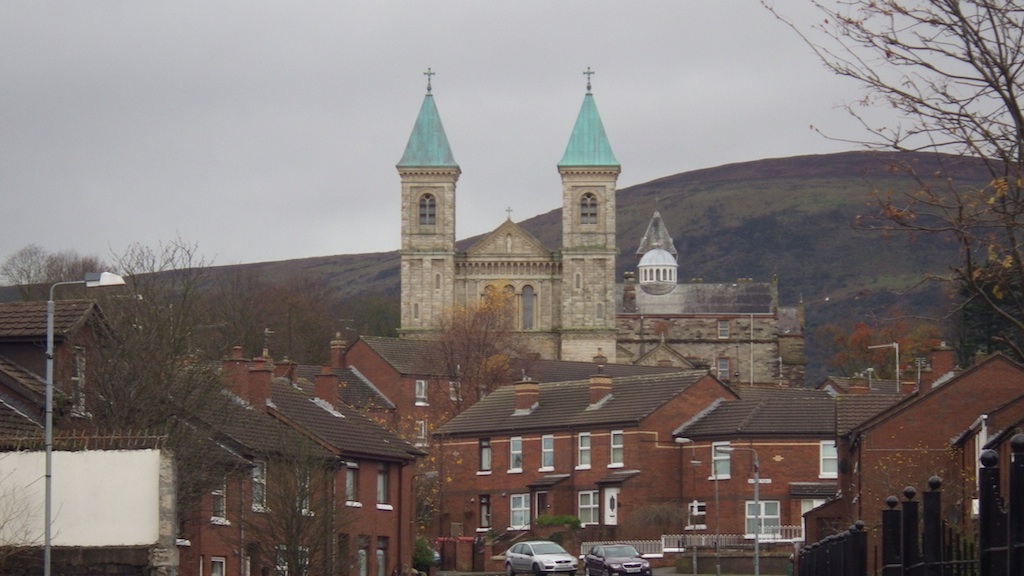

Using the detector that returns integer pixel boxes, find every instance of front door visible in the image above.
[604,487,620,526]
[535,491,548,516]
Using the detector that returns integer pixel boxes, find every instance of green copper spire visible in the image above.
[558,69,618,167]
[397,72,458,168]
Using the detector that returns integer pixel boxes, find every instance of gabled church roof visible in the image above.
[465,218,552,258]
[397,92,458,168]
[558,91,619,168]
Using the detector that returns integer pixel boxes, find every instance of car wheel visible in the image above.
[533,563,544,576]
[506,564,516,576]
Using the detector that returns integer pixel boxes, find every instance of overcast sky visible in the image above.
[1,2,871,266]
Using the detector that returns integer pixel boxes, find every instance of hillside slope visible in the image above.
[207,150,988,381]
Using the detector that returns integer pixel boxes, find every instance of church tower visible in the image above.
[397,74,459,336]
[557,71,619,361]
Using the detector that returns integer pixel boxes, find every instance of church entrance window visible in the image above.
[419,194,437,225]
[580,193,598,224]
[522,285,535,330]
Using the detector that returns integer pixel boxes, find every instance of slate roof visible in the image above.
[0,397,42,436]
[268,378,422,462]
[198,392,323,459]
[359,336,441,376]
[291,364,395,409]
[676,386,837,438]
[0,300,96,340]
[0,354,45,400]
[820,376,901,395]
[437,370,721,437]
[835,394,903,435]
[626,282,775,315]
[509,357,684,382]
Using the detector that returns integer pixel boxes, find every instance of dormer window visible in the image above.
[580,193,598,224]
[419,194,437,225]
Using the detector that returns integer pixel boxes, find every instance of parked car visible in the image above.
[583,544,651,576]
[505,540,579,576]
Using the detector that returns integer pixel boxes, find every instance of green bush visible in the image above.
[413,537,434,573]
[533,514,582,530]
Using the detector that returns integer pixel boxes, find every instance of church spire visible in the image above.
[636,210,678,259]
[558,69,619,168]
[397,69,458,168]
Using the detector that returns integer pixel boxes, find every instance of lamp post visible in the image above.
[45,272,126,576]
[718,446,760,576]
[677,438,723,576]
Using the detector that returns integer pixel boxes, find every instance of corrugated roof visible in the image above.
[437,371,715,437]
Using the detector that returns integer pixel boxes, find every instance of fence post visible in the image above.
[849,522,867,576]
[921,476,941,576]
[882,495,903,576]
[1010,434,1024,576]
[901,486,920,575]
[979,448,1007,576]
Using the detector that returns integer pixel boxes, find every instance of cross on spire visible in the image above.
[424,67,435,94]
[583,66,595,93]
[505,207,513,220]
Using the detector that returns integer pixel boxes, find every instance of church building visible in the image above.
[396,73,805,385]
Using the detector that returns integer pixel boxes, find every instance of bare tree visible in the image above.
[767,1,1024,358]
[0,244,107,300]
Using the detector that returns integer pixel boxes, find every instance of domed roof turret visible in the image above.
[638,248,678,295]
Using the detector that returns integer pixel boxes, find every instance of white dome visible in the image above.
[638,248,678,295]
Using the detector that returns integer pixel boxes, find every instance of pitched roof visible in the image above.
[437,371,720,437]
[628,281,775,315]
[558,91,618,167]
[0,354,45,401]
[201,392,329,459]
[268,378,422,462]
[509,357,684,382]
[676,386,837,438]
[397,93,458,168]
[291,364,395,409]
[835,394,903,435]
[359,336,441,376]
[0,397,42,436]
[636,211,678,258]
[0,300,97,339]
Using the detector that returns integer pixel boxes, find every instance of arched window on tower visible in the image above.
[522,285,535,330]
[419,194,437,225]
[580,193,598,225]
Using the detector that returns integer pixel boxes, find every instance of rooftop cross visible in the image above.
[506,206,513,220]
[583,66,595,93]
[424,67,435,94]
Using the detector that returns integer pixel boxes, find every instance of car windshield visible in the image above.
[532,543,567,555]
[604,545,639,557]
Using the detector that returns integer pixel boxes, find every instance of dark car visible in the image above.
[505,540,579,576]
[583,544,651,576]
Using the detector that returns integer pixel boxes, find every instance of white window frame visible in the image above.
[609,430,624,468]
[712,442,731,479]
[718,320,730,339]
[479,494,491,529]
[376,463,392,510]
[211,478,229,524]
[414,420,428,447]
[71,345,87,415]
[685,500,707,530]
[510,493,531,530]
[298,469,312,516]
[578,490,599,526]
[211,556,226,576]
[415,379,428,406]
[577,432,591,469]
[252,460,267,512]
[540,434,555,471]
[479,438,492,473]
[345,462,361,507]
[820,440,838,479]
[746,500,781,538]
[717,357,731,380]
[509,436,523,472]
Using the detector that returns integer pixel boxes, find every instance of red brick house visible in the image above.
[179,348,424,576]
[805,352,1024,552]
[433,369,735,570]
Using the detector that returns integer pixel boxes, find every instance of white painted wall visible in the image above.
[0,449,162,546]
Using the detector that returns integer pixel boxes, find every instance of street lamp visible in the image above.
[45,272,126,576]
[677,438,723,576]
[717,446,760,576]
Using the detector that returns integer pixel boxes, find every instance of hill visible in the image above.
[205,150,992,382]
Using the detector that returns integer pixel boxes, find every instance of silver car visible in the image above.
[505,541,579,576]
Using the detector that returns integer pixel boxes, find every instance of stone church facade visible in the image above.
[396,77,805,385]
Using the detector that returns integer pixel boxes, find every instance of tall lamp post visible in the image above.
[718,446,760,576]
[677,438,723,576]
[45,272,126,576]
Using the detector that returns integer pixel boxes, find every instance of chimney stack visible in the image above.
[246,356,274,408]
[514,377,540,413]
[315,365,340,407]
[330,333,348,369]
[589,367,613,406]
[918,342,957,392]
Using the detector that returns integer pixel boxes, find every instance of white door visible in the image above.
[604,487,620,526]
